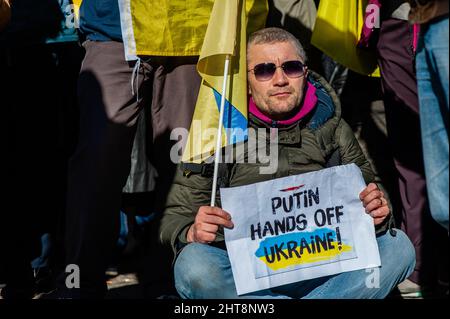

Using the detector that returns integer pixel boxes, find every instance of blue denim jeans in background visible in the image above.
[31,233,52,270]
[416,16,449,231]
[174,229,415,299]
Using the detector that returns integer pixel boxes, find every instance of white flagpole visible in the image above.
[210,54,231,207]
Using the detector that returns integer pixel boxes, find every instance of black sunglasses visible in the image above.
[248,60,307,81]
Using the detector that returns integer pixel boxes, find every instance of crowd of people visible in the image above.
[0,0,448,300]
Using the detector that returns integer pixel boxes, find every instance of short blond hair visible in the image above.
[247,27,308,62]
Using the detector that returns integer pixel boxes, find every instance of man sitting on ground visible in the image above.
[159,28,415,299]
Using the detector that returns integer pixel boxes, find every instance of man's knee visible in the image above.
[379,229,416,276]
[174,243,224,298]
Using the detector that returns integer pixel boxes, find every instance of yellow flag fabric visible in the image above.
[72,0,82,8]
[311,0,380,77]
[72,0,83,19]
[72,0,82,19]
[182,0,250,163]
[118,0,268,60]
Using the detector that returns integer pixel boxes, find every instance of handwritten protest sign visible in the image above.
[220,164,381,295]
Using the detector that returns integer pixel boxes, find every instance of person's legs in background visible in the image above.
[376,18,448,297]
[140,56,201,298]
[62,40,151,298]
[416,16,449,298]
[50,41,85,277]
[416,16,449,232]
[26,41,85,297]
[1,43,61,299]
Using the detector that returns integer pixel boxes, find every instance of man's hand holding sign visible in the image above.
[360,183,390,226]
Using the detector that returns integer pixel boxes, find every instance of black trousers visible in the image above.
[1,41,83,297]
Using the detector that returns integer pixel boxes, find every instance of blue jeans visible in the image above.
[174,229,415,299]
[416,16,449,231]
[31,233,52,270]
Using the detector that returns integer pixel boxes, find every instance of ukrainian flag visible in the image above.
[311,0,380,77]
[118,0,267,61]
[182,0,252,163]
[72,0,82,19]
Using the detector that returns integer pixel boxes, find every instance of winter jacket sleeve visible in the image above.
[335,118,375,184]
[335,118,394,235]
[159,164,214,254]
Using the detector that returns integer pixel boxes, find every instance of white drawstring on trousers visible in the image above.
[131,57,152,103]
[131,58,142,103]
